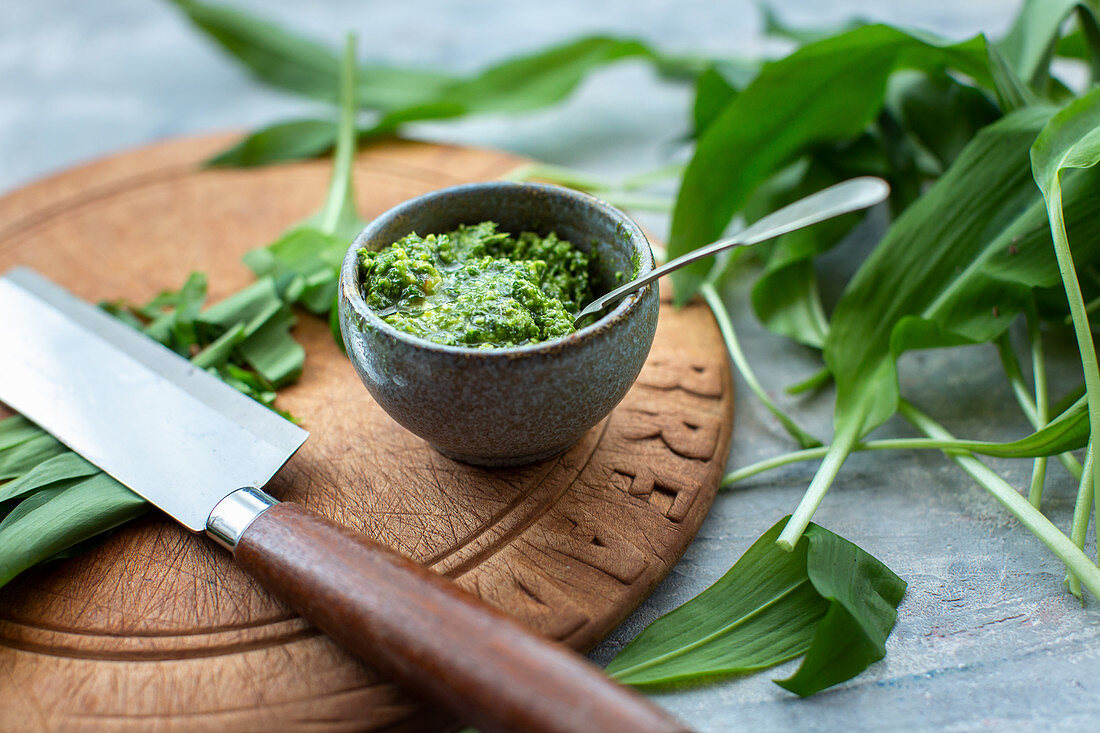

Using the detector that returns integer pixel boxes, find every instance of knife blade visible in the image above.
[0,266,687,733]
[0,267,308,530]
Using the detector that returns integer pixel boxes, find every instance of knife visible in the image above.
[0,267,688,733]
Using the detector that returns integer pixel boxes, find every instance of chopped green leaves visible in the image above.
[606,518,905,697]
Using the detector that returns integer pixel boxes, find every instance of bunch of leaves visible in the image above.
[524,0,1100,695]
[663,0,1100,602]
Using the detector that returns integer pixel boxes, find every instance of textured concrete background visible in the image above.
[3,1,1100,731]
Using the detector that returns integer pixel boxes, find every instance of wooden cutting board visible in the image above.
[0,135,733,732]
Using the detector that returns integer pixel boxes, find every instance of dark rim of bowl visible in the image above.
[339,181,655,359]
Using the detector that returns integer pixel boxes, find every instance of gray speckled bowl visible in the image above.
[338,181,659,466]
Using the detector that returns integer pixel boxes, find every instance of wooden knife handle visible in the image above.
[233,501,690,733]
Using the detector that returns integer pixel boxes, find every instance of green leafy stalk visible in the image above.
[994,330,1083,480]
[723,395,1090,487]
[1025,301,1051,506]
[778,422,861,550]
[1030,88,1100,590]
[242,34,366,313]
[1067,440,1095,598]
[700,282,821,449]
[900,400,1100,600]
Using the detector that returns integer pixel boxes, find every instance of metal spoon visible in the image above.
[574,176,891,326]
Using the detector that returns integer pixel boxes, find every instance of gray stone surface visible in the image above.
[3,1,1099,731]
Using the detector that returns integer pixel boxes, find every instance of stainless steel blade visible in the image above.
[0,267,308,531]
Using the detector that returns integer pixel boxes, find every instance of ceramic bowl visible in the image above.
[338,181,659,466]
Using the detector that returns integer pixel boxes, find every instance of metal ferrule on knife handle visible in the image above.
[206,487,279,550]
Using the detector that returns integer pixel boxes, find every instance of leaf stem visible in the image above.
[700,282,821,449]
[1026,301,1050,507]
[1067,440,1095,598]
[995,331,1082,481]
[318,34,358,236]
[777,419,861,551]
[1044,183,1100,584]
[900,400,1100,600]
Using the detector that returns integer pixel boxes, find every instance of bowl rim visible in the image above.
[338,181,656,359]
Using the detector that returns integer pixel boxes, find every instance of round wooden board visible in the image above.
[0,136,733,732]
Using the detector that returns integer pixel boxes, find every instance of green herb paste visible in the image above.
[357,221,594,348]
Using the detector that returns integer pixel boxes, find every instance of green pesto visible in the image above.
[357,221,594,348]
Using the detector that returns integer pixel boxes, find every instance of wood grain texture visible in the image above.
[0,135,733,732]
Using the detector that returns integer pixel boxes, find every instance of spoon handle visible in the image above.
[576,176,890,324]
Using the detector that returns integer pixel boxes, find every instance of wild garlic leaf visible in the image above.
[605,517,904,697]
[208,119,341,168]
[987,45,1042,112]
[0,453,98,504]
[166,0,454,108]
[775,524,906,697]
[746,158,864,349]
[0,433,66,481]
[668,25,992,304]
[604,518,828,686]
[0,473,147,587]
[996,0,1099,89]
[366,36,698,134]
[939,395,1089,458]
[197,278,304,387]
[0,416,46,452]
[884,72,1001,176]
[1030,87,1100,524]
[828,107,1100,442]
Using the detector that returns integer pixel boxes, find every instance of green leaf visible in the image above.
[1030,87,1100,583]
[605,518,828,685]
[166,0,454,108]
[198,278,304,387]
[0,473,147,587]
[207,119,338,167]
[668,25,992,304]
[996,0,1099,89]
[829,107,1100,442]
[0,453,98,504]
[142,272,207,354]
[884,72,1000,176]
[0,433,66,481]
[0,415,46,452]
[748,159,862,348]
[606,518,904,696]
[775,524,906,697]
[921,395,1089,459]
[366,36,682,135]
[691,63,751,137]
[987,44,1041,112]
